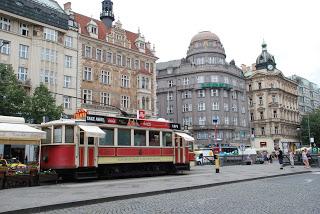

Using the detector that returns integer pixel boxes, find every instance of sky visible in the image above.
[56,0,320,85]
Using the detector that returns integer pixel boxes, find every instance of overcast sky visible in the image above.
[56,0,320,85]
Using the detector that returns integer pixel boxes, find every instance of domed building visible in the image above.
[156,31,250,147]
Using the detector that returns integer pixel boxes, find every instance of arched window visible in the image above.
[142,97,146,109]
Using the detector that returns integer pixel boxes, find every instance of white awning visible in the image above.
[176,132,195,142]
[78,125,105,138]
[0,123,46,143]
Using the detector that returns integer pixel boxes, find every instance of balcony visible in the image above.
[18,79,31,88]
[201,82,233,90]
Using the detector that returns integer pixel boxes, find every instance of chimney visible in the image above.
[64,2,72,12]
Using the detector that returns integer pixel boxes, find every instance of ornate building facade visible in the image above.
[244,42,300,152]
[68,0,157,117]
[0,0,79,116]
[157,31,250,147]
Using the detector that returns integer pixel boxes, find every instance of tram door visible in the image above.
[174,136,186,164]
[78,130,98,168]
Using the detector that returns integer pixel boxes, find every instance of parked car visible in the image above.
[0,158,26,169]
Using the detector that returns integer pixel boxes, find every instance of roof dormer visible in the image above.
[87,19,98,39]
[135,28,146,53]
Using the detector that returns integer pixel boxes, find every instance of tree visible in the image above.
[300,109,320,146]
[0,64,29,117]
[28,84,63,124]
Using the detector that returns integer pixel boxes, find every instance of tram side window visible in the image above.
[149,131,160,146]
[118,129,131,146]
[65,126,74,143]
[134,130,146,146]
[162,132,172,147]
[88,137,94,145]
[42,127,52,144]
[53,126,62,143]
[100,128,114,146]
[80,131,84,145]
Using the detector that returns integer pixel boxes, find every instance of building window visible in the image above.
[224,117,229,125]
[64,36,73,48]
[212,116,220,124]
[64,75,71,88]
[167,92,173,101]
[63,96,71,109]
[116,54,122,66]
[106,52,113,63]
[260,111,264,119]
[85,46,92,58]
[100,92,111,106]
[138,76,149,89]
[250,113,254,121]
[167,105,173,114]
[232,91,237,99]
[273,110,277,118]
[232,104,238,112]
[259,97,263,105]
[127,57,131,68]
[121,96,130,109]
[212,102,219,110]
[211,75,218,82]
[82,89,92,104]
[40,70,55,85]
[198,102,206,111]
[101,70,111,85]
[183,117,192,126]
[182,104,192,112]
[134,59,140,70]
[0,17,11,31]
[223,90,228,98]
[0,40,10,54]
[145,63,150,72]
[249,98,253,106]
[44,28,57,41]
[96,49,102,61]
[19,45,29,59]
[83,67,92,81]
[272,95,277,103]
[197,132,208,140]
[274,126,279,134]
[20,23,29,36]
[233,117,238,126]
[199,117,206,126]
[241,106,245,114]
[90,26,97,34]
[224,103,229,111]
[121,75,130,88]
[258,82,262,89]
[41,48,57,62]
[224,77,229,84]
[198,90,205,97]
[197,76,204,83]
[261,127,265,135]
[183,77,189,85]
[211,89,219,97]
[182,91,192,99]
[168,80,173,87]
[64,55,72,68]
[18,67,27,81]
[249,84,252,91]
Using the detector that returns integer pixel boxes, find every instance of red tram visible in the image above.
[40,113,194,179]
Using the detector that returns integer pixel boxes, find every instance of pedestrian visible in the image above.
[277,149,284,169]
[302,149,310,168]
[267,152,271,164]
[289,150,294,168]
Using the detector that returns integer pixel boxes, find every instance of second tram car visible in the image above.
[40,113,194,179]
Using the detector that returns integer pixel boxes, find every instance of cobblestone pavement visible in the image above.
[39,172,320,214]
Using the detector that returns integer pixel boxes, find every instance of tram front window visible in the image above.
[53,126,62,143]
[162,132,172,147]
[118,129,131,146]
[42,127,52,144]
[100,128,114,146]
[134,130,146,146]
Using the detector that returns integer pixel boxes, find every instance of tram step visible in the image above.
[75,170,98,180]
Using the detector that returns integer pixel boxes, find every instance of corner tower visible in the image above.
[256,41,276,71]
[100,0,115,28]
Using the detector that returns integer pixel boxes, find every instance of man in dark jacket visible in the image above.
[278,149,284,169]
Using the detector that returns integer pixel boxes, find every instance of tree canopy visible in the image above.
[0,64,63,123]
[300,109,320,146]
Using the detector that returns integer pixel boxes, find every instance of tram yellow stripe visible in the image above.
[98,156,174,164]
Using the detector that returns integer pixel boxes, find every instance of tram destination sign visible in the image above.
[86,114,180,130]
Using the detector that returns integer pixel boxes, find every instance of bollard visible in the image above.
[214,154,220,173]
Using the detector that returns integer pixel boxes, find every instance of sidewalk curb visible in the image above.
[0,171,312,214]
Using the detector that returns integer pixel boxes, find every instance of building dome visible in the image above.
[190,31,220,43]
[187,31,226,59]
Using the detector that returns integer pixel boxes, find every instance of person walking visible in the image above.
[289,150,295,168]
[277,149,284,169]
[302,149,310,168]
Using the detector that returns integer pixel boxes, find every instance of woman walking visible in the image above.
[302,149,310,168]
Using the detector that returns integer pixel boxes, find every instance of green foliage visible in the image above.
[0,64,63,123]
[29,84,63,124]
[0,64,29,117]
[300,109,320,146]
